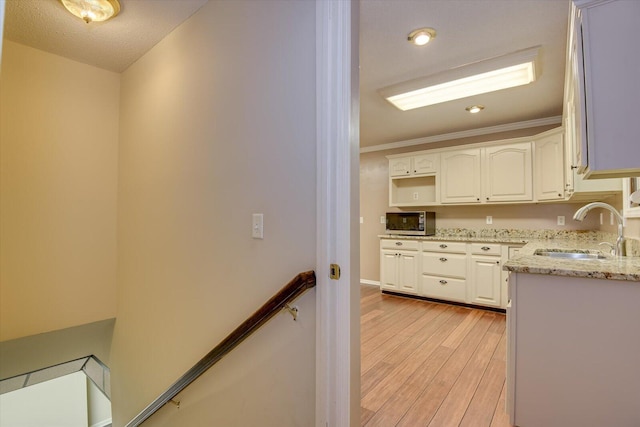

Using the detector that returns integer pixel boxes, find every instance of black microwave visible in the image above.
[385,211,435,236]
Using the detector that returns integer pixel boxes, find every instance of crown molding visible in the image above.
[359,116,562,154]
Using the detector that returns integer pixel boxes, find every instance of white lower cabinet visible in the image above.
[421,275,467,303]
[380,240,419,294]
[469,256,502,307]
[381,238,512,309]
[421,248,467,303]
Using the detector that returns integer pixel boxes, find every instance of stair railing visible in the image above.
[124,270,316,427]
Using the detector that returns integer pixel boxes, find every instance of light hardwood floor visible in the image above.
[360,285,511,427]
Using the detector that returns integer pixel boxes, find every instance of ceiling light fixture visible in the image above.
[466,105,485,114]
[408,28,436,46]
[379,46,540,111]
[60,0,121,24]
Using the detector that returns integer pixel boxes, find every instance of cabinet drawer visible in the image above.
[470,243,501,256]
[422,275,466,303]
[422,241,466,253]
[380,239,419,251]
[422,252,466,278]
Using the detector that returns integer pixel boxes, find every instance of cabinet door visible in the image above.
[440,149,481,204]
[484,143,533,202]
[577,0,640,177]
[398,251,418,294]
[380,250,399,290]
[413,154,438,175]
[535,132,565,201]
[470,256,502,307]
[389,157,411,177]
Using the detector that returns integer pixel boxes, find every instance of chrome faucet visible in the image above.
[573,202,626,256]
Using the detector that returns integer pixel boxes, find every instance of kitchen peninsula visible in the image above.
[503,239,640,427]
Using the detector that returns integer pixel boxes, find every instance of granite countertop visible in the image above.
[379,228,640,282]
[379,234,529,244]
[503,240,640,282]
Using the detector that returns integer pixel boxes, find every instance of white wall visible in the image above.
[0,371,89,427]
[110,1,316,425]
[87,379,112,427]
[0,41,119,341]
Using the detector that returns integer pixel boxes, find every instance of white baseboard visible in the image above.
[360,279,380,287]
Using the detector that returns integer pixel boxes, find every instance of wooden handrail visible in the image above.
[125,270,316,427]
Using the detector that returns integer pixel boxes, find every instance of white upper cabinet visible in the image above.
[387,126,622,207]
[535,129,565,201]
[566,0,640,178]
[389,154,438,177]
[412,154,438,175]
[440,149,482,204]
[389,157,412,177]
[483,142,533,202]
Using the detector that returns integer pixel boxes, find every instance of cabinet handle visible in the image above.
[439,257,448,262]
[439,244,448,249]
[486,197,489,201]
[571,165,578,169]
[496,261,500,265]
[477,198,480,201]
[558,193,562,197]
[439,280,448,285]
[395,242,403,246]
[481,246,490,251]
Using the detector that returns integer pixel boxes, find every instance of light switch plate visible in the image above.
[380,216,385,224]
[486,216,493,225]
[252,213,264,239]
[557,215,565,226]
[360,217,364,224]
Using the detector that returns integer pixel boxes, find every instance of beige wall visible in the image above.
[625,218,640,239]
[360,127,604,282]
[110,1,316,425]
[0,41,119,341]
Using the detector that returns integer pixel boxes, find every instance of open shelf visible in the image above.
[390,175,437,206]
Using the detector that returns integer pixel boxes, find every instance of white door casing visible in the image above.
[316,1,360,427]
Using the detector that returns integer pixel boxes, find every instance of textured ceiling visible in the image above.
[3,0,571,149]
[3,0,208,72]
[360,0,570,148]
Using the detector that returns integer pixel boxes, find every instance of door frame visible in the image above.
[315,1,360,426]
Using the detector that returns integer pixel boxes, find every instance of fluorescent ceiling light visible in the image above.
[380,47,540,111]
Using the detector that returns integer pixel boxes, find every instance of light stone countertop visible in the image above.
[503,240,640,282]
[379,229,640,282]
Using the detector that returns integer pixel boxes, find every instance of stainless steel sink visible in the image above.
[534,249,606,260]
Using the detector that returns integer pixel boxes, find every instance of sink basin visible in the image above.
[534,249,607,260]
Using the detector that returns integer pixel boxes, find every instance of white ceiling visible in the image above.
[360,0,570,149]
[3,0,208,72]
[3,0,570,149]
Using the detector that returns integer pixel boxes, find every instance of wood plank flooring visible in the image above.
[360,285,511,427]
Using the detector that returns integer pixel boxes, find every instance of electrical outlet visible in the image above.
[610,212,614,225]
[486,216,493,225]
[600,213,604,225]
[359,217,364,224]
[413,192,419,200]
[557,215,565,226]
[380,216,385,224]
[252,213,264,239]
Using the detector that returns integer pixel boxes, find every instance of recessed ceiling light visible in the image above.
[379,46,540,111]
[466,105,485,114]
[408,28,436,46]
[60,0,121,24]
